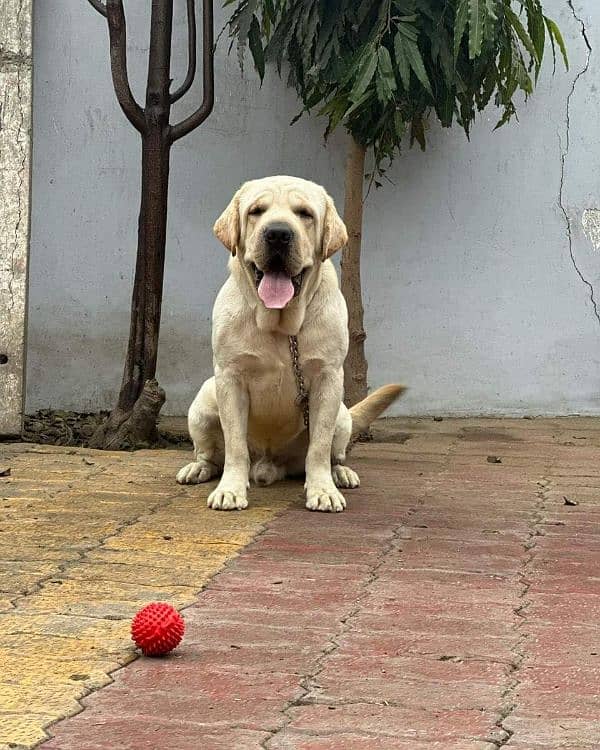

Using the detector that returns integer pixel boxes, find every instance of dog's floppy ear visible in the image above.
[214,190,241,255]
[321,194,348,260]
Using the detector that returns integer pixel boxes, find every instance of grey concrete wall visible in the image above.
[27,0,599,416]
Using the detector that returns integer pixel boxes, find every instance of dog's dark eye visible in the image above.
[248,206,265,216]
[295,208,313,220]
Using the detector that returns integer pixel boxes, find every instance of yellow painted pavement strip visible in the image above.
[0,444,295,749]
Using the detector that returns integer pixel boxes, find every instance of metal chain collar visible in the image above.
[289,335,310,428]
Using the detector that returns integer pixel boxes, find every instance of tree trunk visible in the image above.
[341,136,368,408]
[89,131,170,449]
[90,0,173,449]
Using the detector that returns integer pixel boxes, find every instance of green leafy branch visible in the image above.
[224,0,568,174]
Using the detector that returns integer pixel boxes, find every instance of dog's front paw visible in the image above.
[332,464,360,489]
[207,483,248,511]
[176,460,216,485]
[305,483,346,512]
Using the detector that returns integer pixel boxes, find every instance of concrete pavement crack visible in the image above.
[559,2,598,329]
[259,518,414,749]
[493,475,551,748]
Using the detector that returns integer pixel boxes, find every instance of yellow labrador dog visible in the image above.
[177,176,404,512]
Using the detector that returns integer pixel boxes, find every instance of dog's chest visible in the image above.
[242,340,305,447]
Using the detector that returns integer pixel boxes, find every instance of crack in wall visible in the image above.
[8,65,27,312]
[2,0,29,313]
[0,0,31,436]
[559,2,598,329]
[10,0,27,311]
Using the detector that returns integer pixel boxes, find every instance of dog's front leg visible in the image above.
[305,367,346,512]
[207,369,250,510]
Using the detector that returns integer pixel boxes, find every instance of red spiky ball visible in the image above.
[131,602,185,656]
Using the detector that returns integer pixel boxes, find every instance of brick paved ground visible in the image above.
[2,418,600,749]
[0,444,293,749]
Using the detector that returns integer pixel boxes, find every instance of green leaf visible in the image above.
[377,46,397,102]
[248,15,265,80]
[264,11,295,71]
[438,34,454,85]
[545,17,569,70]
[511,41,533,94]
[544,17,556,70]
[467,0,487,59]
[393,110,406,139]
[315,3,337,59]
[345,89,373,118]
[479,68,497,109]
[394,32,411,90]
[527,1,546,67]
[402,38,433,96]
[396,21,419,42]
[355,0,373,26]
[494,101,516,130]
[504,6,538,64]
[263,0,275,22]
[320,95,350,138]
[410,116,426,150]
[349,51,378,102]
[454,0,468,61]
[304,89,325,110]
[302,2,321,71]
[437,85,454,126]
[375,76,387,104]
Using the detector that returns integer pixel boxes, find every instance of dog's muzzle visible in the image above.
[262,222,294,273]
[250,222,306,309]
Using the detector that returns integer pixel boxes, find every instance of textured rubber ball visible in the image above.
[131,602,185,656]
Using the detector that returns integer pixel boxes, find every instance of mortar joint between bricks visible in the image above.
[493,472,553,748]
[260,432,463,749]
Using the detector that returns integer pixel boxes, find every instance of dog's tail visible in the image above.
[349,384,406,435]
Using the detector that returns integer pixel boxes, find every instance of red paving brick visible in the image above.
[45,721,270,749]
[44,424,600,749]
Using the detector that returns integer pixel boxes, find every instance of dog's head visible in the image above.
[214,176,347,309]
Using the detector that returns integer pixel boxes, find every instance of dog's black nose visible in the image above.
[265,223,292,246]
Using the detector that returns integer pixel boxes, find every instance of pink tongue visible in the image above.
[258,272,294,309]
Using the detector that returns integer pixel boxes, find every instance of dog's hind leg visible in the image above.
[331,403,360,489]
[176,377,224,484]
